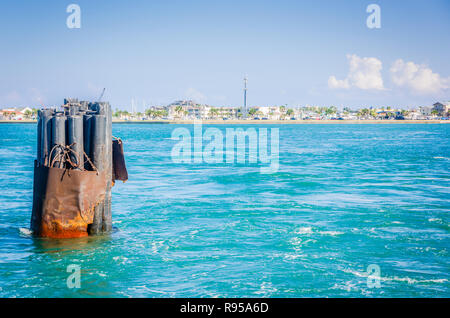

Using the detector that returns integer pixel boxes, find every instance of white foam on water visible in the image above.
[294,227,313,234]
[19,228,33,237]
[294,227,343,236]
[317,230,344,236]
[290,237,315,246]
[127,285,170,295]
[283,253,304,260]
[254,281,278,296]
[151,240,165,254]
[113,256,129,265]
[342,268,448,284]
[428,218,448,227]
[433,157,449,160]
[330,282,360,292]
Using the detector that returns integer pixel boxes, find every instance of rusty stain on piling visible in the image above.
[31,164,107,238]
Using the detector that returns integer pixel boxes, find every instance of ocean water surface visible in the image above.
[0,123,448,297]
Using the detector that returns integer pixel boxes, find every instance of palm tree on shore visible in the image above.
[286,109,294,117]
[357,108,370,119]
[325,106,337,116]
[248,108,257,118]
[114,110,123,118]
[24,109,32,119]
[208,108,219,118]
[145,109,153,118]
[175,105,183,118]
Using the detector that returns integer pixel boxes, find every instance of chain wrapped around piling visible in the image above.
[47,143,98,173]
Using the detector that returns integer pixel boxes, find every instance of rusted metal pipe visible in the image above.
[83,114,93,170]
[51,114,66,168]
[89,114,106,235]
[103,103,113,232]
[90,102,113,233]
[67,115,84,169]
[39,109,53,165]
[37,111,42,164]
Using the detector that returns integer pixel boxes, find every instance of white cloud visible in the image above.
[185,87,206,103]
[390,59,449,95]
[328,54,384,90]
[328,76,350,89]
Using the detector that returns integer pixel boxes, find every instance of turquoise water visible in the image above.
[0,123,448,297]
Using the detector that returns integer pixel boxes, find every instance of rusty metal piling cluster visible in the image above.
[31,98,119,238]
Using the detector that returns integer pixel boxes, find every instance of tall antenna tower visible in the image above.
[243,75,248,118]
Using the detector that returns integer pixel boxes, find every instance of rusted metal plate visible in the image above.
[31,161,107,238]
[112,139,128,182]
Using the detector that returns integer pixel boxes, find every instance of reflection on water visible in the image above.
[32,235,111,254]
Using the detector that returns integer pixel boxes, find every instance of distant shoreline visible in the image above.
[1,119,449,124]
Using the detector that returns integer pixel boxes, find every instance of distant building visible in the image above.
[432,102,450,116]
[0,108,18,119]
[166,100,214,119]
[419,106,433,117]
[0,107,34,120]
[406,110,421,120]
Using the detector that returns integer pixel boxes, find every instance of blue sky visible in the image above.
[0,0,449,110]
